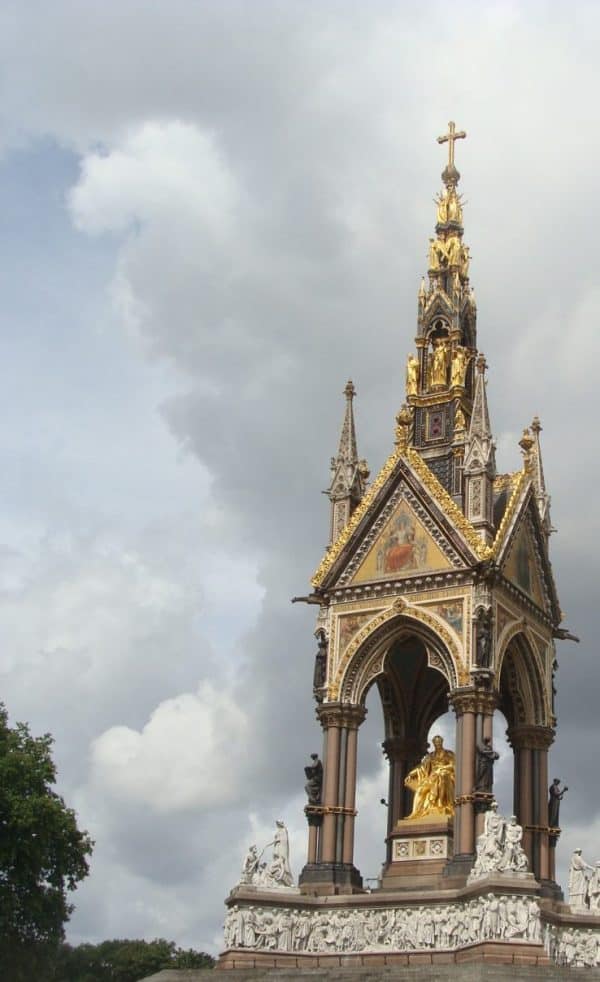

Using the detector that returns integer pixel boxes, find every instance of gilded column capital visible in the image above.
[449,687,498,716]
[507,724,555,750]
[317,702,367,730]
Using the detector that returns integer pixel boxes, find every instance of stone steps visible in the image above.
[142,967,600,981]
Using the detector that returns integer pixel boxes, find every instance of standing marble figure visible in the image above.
[569,849,593,908]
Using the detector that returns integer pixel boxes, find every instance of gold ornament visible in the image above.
[406,354,420,397]
[430,339,449,388]
[451,346,470,387]
[404,735,456,818]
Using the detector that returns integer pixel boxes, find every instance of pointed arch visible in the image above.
[497,628,549,727]
[333,603,461,705]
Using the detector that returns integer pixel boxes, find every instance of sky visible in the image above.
[1,0,600,955]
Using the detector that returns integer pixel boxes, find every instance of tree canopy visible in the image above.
[0,703,94,979]
[55,939,215,980]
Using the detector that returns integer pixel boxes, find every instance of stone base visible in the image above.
[218,940,550,971]
[219,880,600,971]
[298,862,363,895]
[381,816,453,890]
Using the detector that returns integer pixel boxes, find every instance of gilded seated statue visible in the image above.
[404,734,455,819]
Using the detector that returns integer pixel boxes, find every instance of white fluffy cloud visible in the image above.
[91,683,249,813]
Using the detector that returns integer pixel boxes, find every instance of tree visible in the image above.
[55,939,215,980]
[0,703,94,979]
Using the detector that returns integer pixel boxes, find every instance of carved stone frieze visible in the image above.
[223,893,542,955]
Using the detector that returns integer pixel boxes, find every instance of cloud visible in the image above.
[90,683,249,813]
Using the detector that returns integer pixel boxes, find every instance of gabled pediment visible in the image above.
[349,495,455,584]
[497,488,560,622]
[312,448,487,590]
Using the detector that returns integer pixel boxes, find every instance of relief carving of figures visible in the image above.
[304,753,323,805]
[404,735,455,819]
[430,339,449,388]
[406,353,420,397]
[223,893,541,955]
[475,736,499,794]
[569,848,594,908]
[548,778,568,828]
[451,345,470,388]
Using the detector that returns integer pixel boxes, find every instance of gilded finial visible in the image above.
[437,120,466,188]
[395,404,413,451]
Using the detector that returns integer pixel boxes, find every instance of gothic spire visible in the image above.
[464,354,496,543]
[527,417,552,537]
[327,381,369,545]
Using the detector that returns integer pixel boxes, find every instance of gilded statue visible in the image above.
[446,235,462,266]
[430,338,448,388]
[451,345,470,387]
[436,193,448,224]
[460,245,470,279]
[406,353,419,397]
[428,237,440,271]
[447,190,462,223]
[404,735,455,819]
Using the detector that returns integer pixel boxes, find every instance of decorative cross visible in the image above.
[437,121,466,168]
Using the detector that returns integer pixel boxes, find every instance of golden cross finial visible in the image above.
[437,120,466,168]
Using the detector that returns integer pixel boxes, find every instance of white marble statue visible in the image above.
[469,804,528,881]
[569,848,594,908]
[236,821,294,889]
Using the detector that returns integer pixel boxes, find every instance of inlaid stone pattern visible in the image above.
[223,894,542,955]
[392,835,451,861]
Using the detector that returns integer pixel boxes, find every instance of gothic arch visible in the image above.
[336,605,460,705]
[497,629,548,727]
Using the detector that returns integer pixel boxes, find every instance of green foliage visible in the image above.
[0,703,94,980]
[55,938,215,980]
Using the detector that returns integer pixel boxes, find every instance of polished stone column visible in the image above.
[300,702,366,894]
[341,715,363,865]
[508,724,554,882]
[320,720,341,863]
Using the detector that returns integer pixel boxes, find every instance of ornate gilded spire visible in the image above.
[327,381,369,544]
